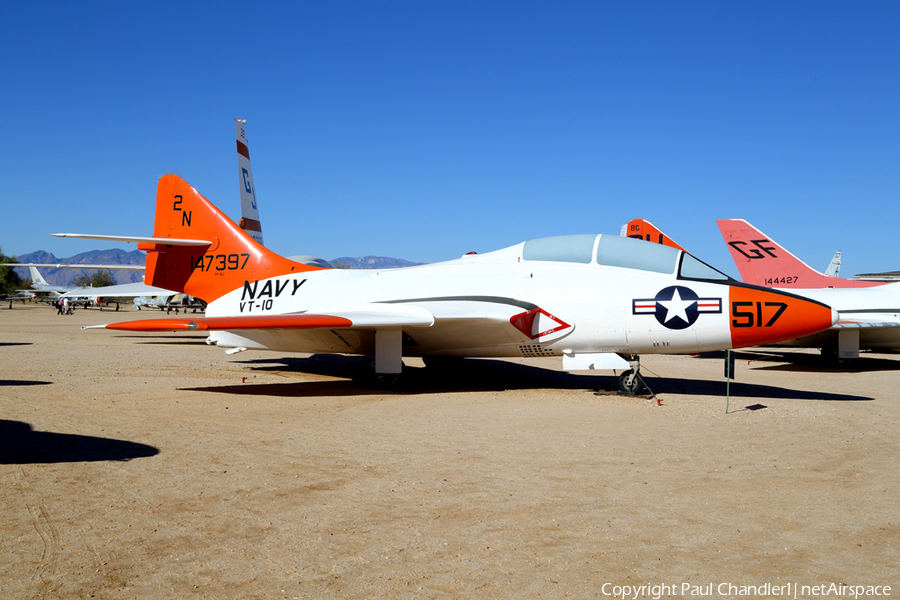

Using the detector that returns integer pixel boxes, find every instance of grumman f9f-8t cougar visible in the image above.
[79,175,837,393]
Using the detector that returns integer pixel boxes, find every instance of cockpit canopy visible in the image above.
[522,234,732,282]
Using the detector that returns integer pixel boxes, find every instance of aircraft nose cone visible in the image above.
[729,286,836,349]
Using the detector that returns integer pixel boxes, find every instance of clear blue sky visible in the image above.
[3,1,898,277]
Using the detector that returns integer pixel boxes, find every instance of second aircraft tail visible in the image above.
[29,267,50,287]
[620,219,686,252]
[716,219,881,289]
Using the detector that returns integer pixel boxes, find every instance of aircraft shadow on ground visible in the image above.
[0,420,159,464]
[695,350,900,374]
[647,377,870,402]
[183,355,607,397]
[0,342,32,348]
[0,380,51,387]
[180,354,871,402]
[113,334,210,346]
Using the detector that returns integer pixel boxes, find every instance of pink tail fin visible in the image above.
[716,219,881,289]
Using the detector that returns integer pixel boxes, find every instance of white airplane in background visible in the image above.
[622,218,900,359]
[825,251,842,278]
[12,264,174,306]
[10,265,146,299]
[17,266,79,297]
[133,295,173,310]
[71,174,837,393]
[63,282,179,306]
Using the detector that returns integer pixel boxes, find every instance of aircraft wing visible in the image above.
[832,321,900,329]
[15,288,63,298]
[85,305,435,332]
[62,283,176,300]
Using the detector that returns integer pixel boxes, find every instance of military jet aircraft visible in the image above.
[74,175,837,392]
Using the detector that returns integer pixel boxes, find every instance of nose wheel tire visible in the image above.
[618,370,648,396]
[376,372,401,386]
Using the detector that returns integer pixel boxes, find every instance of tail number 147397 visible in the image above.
[191,253,251,272]
[731,301,787,328]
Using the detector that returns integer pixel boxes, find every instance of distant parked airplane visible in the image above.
[10,265,146,299]
[20,266,74,297]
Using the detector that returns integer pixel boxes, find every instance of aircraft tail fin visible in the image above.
[716,219,880,289]
[29,267,49,287]
[620,219,686,252]
[825,250,842,277]
[138,175,321,302]
[235,119,263,246]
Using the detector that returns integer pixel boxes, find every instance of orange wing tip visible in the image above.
[728,286,837,349]
[98,319,199,332]
[194,315,354,330]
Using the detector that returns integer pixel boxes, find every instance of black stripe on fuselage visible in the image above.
[380,295,539,311]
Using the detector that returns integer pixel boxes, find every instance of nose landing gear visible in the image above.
[617,355,649,396]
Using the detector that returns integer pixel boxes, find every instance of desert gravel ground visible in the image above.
[1,303,897,599]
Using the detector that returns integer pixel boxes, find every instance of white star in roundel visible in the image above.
[658,288,695,325]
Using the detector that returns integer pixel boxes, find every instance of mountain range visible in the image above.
[12,250,147,286]
[12,250,424,286]
[330,256,424,270]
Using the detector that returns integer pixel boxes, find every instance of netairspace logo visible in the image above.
[600,582,892,599]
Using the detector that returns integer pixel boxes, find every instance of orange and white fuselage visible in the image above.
[200,237,834,360]
[85,175,837,380]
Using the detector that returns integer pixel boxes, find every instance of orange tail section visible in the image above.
[137,175,322,302]
[717,219,881,289]
[622,219,686,252]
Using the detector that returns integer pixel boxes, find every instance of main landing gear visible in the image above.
[617,355,649,396]
[373,329,403,385]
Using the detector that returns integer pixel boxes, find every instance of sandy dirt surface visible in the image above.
[1,303,897,599]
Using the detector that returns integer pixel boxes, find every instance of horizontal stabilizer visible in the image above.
[7,262,145,270]
[52,233,212,246]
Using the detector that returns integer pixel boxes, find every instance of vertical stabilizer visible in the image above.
[235,118,263,246]
[29,267,49,287]
[716,219,881,289]
[621,219,686,252]
[138,175,320,302]
[825,251,842,277]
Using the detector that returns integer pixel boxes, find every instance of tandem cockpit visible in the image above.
[520,233,734,282]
